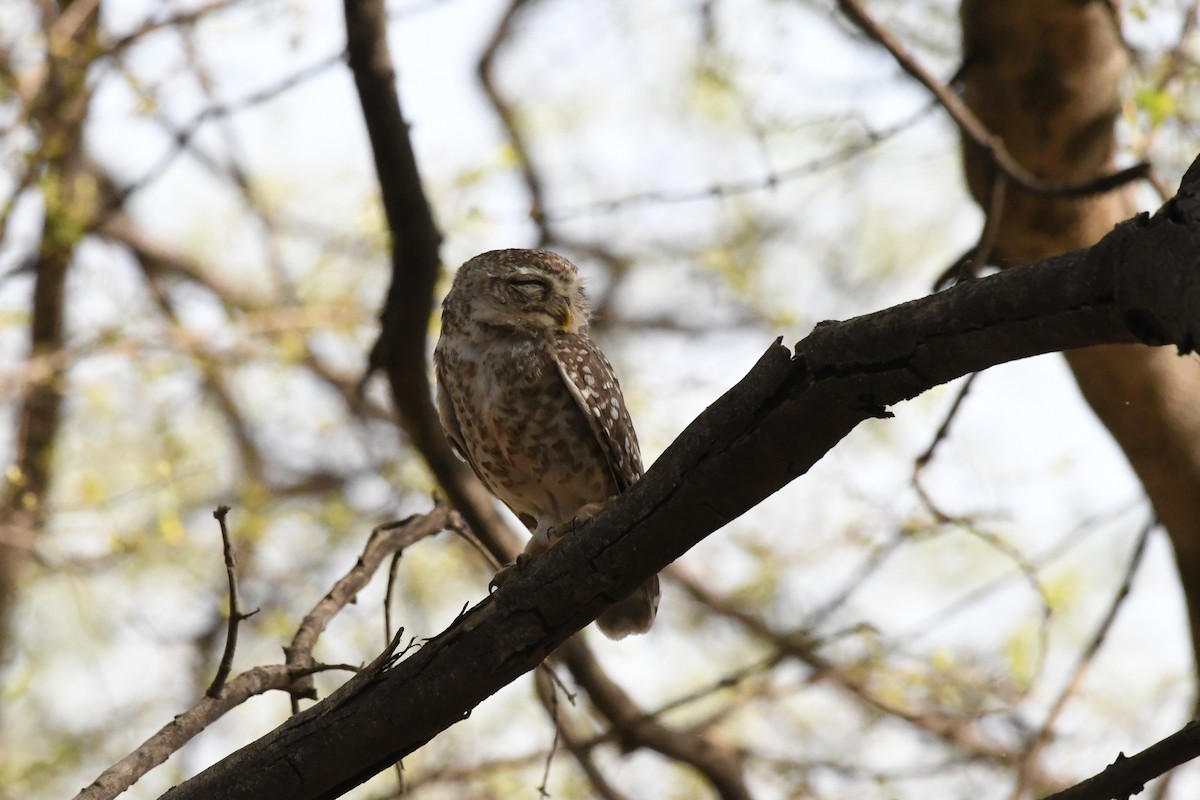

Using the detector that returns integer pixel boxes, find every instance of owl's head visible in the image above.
[443,249,591,336]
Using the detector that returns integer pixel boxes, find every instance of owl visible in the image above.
[433,249,659,639]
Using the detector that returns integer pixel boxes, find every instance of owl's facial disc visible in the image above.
[505,273,550,303]
[478,269,573,333]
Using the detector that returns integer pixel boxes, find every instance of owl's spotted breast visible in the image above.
[433,248,659,639]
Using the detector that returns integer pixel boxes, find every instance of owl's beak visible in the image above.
[560,306,573,331]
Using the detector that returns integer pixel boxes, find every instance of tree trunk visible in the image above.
[959,0,1200,673]
[0,1,100,664]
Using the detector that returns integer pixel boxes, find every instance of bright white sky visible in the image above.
[3,0,1199,797]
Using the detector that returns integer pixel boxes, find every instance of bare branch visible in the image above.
[159,161,1200,798]
[834,0,1150,198]
[75,506,451,800]
[474,0,630,289]
[534,668,632,800]
[104,0,244,57]
[1041,720,1200,800]
[98,51,343,219]
[206,506,259,698]
[912,371,979,513]
[477,0,540,230]
[75,663,313,800]
[672,569,1012,762]
[284,505,456,705]
[1017,520,1158,798]
[557,638,752,800]
[546,104,934,222]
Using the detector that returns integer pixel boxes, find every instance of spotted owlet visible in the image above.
[433,249,659,639]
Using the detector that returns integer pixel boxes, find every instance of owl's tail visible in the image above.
[596,574,660,639]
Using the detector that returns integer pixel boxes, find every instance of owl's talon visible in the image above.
[489,553,533,592]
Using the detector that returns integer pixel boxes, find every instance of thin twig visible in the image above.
[671,569,1013,763]
[384,549,403,646]
[537,680,562,798]
[74,661,343,800]
[912,371,980,508]
[206,505,259,697]
[908,323,1053,674]
[932,170,1007,289]
[899,499,1145,647]
[104,0,243,57]
[284,505,453,708]
[474,0,628,281]
[97,51,343,220]
[534,668,632,800]
[1017,520,1158,799]
[556,638,754,800]
[476,0,541,232]
[547,103,936,222]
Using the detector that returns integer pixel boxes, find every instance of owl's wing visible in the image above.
[435,382,467,460]
[434,358,487,483]
[553,333,644,492]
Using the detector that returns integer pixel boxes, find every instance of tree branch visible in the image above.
[533,669,632,800]
[75,507,453,800]
[206,505,259,698]
[1018,520,1157,797]
[557,638,751,800]
[1041,720,1200,800]
[835,0,1149,198]
[345,0,520,563]
[283,505,456,706]
[74,662,344,800]
[159,155,1200,800]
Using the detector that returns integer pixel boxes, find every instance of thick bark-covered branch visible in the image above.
[161,159,1200,800]
[1042,720,1200,800]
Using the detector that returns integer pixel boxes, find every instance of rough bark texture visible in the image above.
[960,0,1200,669]
[160,168,1200,799]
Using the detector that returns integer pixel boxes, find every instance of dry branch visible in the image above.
[74,507,455,800]
[834,0,1149,198]
[1018,521,1157,797]
[159,157,1200,800]
[76,663,322,800]
[1042,720,1200,800]
[284,505,456,705]
[207,506,258,698]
